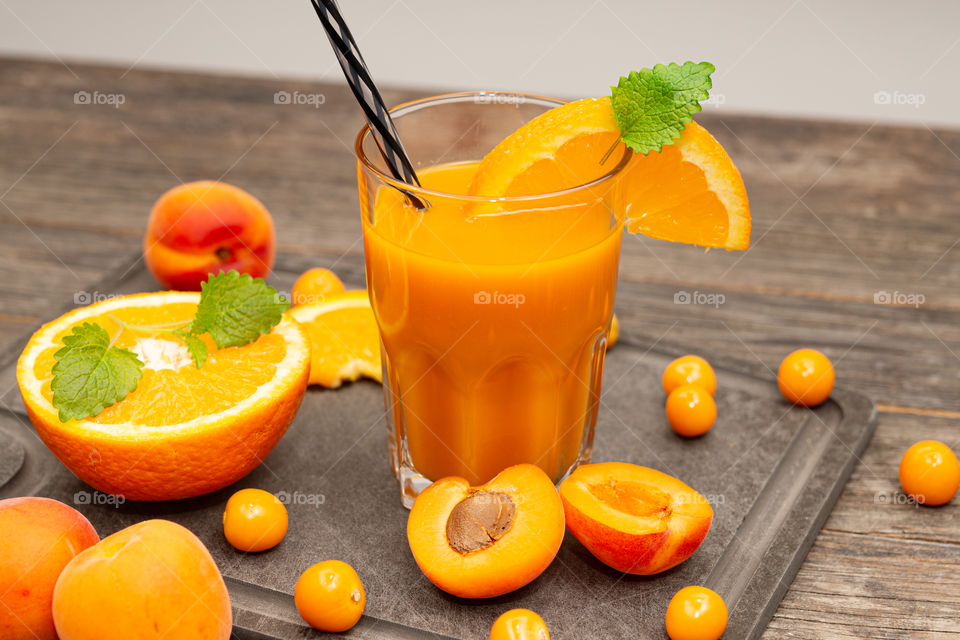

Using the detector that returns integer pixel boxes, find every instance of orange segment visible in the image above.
[621,119,749,249]
[289,290,382,388]
[469,96,750,250]
[16,291,310,501]
[469,98,620,197]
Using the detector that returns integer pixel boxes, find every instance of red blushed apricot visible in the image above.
[559,462,713,575]
[407,464,565,599]
[144,181,275,290]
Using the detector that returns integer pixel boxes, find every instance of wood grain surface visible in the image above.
[0,58,957,638]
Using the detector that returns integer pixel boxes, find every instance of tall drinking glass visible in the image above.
[355,92,630,506]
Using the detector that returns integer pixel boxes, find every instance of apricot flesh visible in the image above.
[559,462,713,575]
[0,497,99,640]
[52,519,232,640]
[407,464,565,598]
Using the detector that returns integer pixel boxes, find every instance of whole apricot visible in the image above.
[0,497,98,640]
[52,519,231,640]
[144,181,275,290]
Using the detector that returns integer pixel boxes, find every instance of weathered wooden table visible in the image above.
[0,59,957,638]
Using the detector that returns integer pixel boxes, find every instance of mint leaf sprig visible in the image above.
[605,61,715,161]
[191,270,289,350]
[51,271,289,422]
[51,323,143,422]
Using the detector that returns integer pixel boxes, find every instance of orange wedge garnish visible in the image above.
[469,96,750,250]
[290,290,382,388]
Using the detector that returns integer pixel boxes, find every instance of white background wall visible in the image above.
[0,0,956,127]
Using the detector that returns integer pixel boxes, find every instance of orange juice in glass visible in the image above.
[355,92,630,506]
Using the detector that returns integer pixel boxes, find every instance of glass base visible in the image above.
[396,450,594,509]
[397,466,435,509]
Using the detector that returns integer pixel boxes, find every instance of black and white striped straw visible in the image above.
[308,0,421,188]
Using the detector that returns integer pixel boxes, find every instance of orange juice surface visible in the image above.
[362,161,622,485]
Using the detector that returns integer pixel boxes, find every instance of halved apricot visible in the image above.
[559,462,712,575]
[407,464,565,598]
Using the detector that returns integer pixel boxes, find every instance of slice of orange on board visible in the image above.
[16,291,310,501]
[290,290,382,388]
[469,96,750,250]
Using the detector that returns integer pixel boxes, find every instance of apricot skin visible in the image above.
[407,464,565,599]
[0,498,99,640]
[144,181,275,290]
[52,519,232,640]
[559,463,713,575]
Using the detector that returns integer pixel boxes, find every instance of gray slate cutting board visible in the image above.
[0,262,876,640]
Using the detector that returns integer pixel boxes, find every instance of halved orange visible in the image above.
[16,292,310,501]
[289,290,382,388]
[469,96,750,250]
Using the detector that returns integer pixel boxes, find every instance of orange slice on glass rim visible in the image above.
[469,96,750,250]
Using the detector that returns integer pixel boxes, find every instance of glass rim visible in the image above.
[353,90,632,203]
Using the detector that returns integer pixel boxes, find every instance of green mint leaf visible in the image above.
[51,322,143,422]
[178,331,208,368]
[190,270,289,349]
[611,61,715,155]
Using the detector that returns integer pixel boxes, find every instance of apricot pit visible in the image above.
[446,491,516,553]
